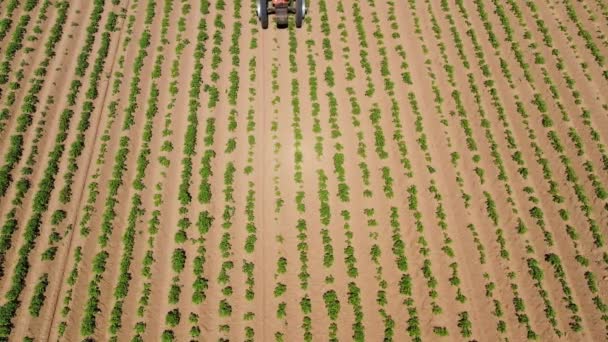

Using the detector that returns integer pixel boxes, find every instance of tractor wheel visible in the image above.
[258,0,268,29]
[295,0,305,28]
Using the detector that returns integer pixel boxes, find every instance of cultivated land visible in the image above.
[0,0,607,341]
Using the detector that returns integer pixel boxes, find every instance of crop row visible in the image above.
[57,5,130,334]
[0,1,71,337]
[79,0,155,335]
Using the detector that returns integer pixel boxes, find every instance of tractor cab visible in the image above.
[257,0,307,29]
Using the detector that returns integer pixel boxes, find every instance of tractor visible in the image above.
[256,0,307,29]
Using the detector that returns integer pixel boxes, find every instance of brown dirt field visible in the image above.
[0,0,606,341]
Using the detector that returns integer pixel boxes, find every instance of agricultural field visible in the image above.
[0,0,607,340]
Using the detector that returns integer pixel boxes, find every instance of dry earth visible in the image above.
[0,0,607,341]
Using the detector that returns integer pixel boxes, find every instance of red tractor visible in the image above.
[257,0,307,29]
